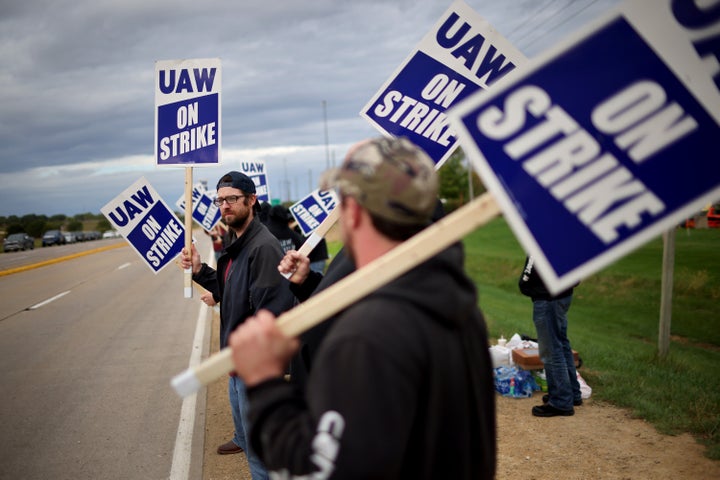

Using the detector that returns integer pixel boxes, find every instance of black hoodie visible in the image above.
[518,256,575,300]
[247,243,496,479]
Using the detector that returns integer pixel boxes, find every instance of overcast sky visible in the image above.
[0,0,622,218]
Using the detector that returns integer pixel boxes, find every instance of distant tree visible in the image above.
[438,148,486,212]
[67,220,83,232]
[96,218,112,232]
[43,222,62,232]
[6,223,24,235]
[73,212,97,222]
[21,214,47,227]
[50,214,67,223]
[25,219,46,238]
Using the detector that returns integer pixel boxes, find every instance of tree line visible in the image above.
[0,212,112,239]
[438,148,485,212]
[1,149,482,240]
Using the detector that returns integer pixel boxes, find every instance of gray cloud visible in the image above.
[0,0,621,217]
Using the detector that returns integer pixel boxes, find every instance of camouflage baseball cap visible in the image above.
[320,137,438,226]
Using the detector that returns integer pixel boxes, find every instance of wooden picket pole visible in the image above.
[297,206,340,257]
[281,206,340,279]
[184,167,194,298]
[172,192,501,397]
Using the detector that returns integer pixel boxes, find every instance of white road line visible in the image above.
[169,243,214,480]
[28,291,71,310]
[118,262,131,270]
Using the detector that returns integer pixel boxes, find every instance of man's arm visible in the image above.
[249,243,297,315]
[232,305,420,478]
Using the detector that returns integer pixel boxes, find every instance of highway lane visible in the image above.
[0,237,211,480]
[0,237,123,273]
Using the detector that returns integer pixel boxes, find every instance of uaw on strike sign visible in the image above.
[448,0,720,294]
[155,58,221,166]
[102,177,185,274]
[239,159,270,203]
[361,0,526,167]
[290,189,338,237]
[176,183,221,231]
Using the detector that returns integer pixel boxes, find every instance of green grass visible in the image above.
[329,220,720,459]
[464,218,720,460]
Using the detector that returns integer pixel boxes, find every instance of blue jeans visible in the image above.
[229,376,269,480]
[309,260,326,273]
[532,295,581,410]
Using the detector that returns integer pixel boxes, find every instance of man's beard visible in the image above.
[225,210,250,230]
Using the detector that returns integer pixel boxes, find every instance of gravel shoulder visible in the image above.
[201,310,719,479]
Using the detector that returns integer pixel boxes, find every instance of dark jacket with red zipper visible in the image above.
[192,216,295,348]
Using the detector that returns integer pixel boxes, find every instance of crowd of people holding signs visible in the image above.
[96,0,720,478]
[184,137,497,479]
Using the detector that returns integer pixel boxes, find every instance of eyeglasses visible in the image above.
[213,195,246,207]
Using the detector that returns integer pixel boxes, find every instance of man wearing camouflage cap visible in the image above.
[228,137,496,479]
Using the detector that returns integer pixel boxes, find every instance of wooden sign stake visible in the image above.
[184,167,193,299]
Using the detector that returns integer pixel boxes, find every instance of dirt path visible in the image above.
[201,310,719,480]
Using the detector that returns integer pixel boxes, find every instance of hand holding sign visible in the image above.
[172,193,501,397]
[155,57,222,297]
[172,0,720,396]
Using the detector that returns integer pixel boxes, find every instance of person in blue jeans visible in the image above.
[182,171,295,480]
[519,256,582,417]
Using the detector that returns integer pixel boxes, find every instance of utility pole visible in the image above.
[658,229,675,358]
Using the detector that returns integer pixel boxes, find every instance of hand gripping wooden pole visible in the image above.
[171,193,501,397]
[298,206,340,257]
[281,206,340,279]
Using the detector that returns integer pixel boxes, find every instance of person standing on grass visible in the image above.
[519,256,582,417]
[181,171,295,480]
[227,136,496,479]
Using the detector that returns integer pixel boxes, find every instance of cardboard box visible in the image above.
[512,348,580,370]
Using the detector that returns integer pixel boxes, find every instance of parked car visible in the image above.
[64,231,79,244]
[42,230,66,247]
[83,231,100,241]
[102,230,119,239]
[4,233,35,252]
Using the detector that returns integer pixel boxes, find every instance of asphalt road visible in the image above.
[0,237,210,480]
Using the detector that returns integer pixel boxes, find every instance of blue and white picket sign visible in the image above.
[101,177,185,274]
[175,182,222,231]
[155,58,222,166]
[448,0,720,294]
[360,0,526,167]
[238,159,270,203]
[289,189,339,237]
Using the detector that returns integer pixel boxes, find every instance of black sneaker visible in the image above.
[532,404,575,417]
[542,394,583,406]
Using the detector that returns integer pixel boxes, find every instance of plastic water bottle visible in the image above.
[498,335,507,347]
